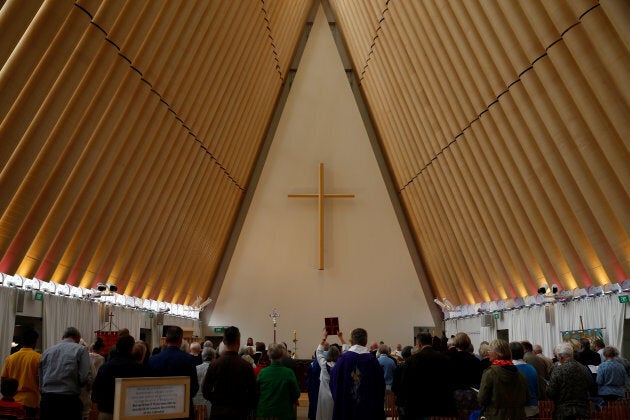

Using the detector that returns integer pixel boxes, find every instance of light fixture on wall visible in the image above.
[443,297,455,310]
[0,272,200,320]
[434,298,453,311]
[587,285,604,297]
[96,282,117,293]
[603,283,621,294]
[192,296,212,311]
[56,284,70,296]
[5,275,25,288]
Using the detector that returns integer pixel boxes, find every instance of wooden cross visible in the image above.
[288,163,355,270]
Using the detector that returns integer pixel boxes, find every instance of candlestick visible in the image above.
[269,308,280,344]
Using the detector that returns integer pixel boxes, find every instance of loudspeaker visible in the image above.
[545,305,553,324]
[481,314,493,327]
[155,313,164,326]
[16,290,25,312]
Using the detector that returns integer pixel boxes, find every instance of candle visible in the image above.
[293,330,297,341]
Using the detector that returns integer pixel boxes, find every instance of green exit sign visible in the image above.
[214,327,224,333]
[618,295,629,303]
[493,313,500,319]
[34,292,44,301]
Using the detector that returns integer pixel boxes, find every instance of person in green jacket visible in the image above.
[477,339,530,420]
[256,343,301,420]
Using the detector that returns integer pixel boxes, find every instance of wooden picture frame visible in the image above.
[113,376,190,419]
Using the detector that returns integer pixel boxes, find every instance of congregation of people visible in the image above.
[1,325,630,420]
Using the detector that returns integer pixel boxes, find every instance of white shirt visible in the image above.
[347,344,369,354]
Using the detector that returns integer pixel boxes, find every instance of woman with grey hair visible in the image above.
[239,346,255,367]
[477,339,529,420]
[193,347,215,419]
[256,343,301,419]
[547,342,590,419]
[596,346,627,401]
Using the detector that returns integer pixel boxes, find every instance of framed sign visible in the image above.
[114,376,190,419]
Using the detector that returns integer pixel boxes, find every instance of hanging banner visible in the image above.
[96,330,119,355]
[561,328,604,349]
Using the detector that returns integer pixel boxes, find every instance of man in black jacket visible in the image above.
[92,335,151,417]
[401,332,457,419]
[202,326,257,419]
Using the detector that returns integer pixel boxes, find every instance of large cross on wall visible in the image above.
[288,163,355,270]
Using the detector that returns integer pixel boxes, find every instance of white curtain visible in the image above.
[0,287,17,369]
[554,294,625,353]
[42,294,100,349]
[505,306,556,357]
[105,305,152,339]
[445,317,496,352]
[444,294,626,358]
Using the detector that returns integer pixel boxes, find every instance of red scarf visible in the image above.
[492,359,514,367]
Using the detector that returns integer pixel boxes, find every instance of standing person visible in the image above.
[576,338,601,367]
[478,342,492,371]
[593,339,606,363]
[280,342,298,373]
[190,342,203,366]
[377,344,396,390]
[521,341,549,397]
[0,377,27,419]
[256,343,301,420]
[193,347,216,420]
[39,327,91,420]
[91,335,151,419]
[546,342,590,419]
[316,332,345,420]
[306,350,322,420]
[533,344,553,379]
[329,328,385,420]
[202,326,257,419]
[148,326,199,420]
[402,332,457,418]
[391,346,413,420]
[246,337,255,353]
[131,341,149,365]
[252,342,265,365]
[477,339,529,420]
[450,332,482,415]
[89,338,106,373]
[254,351,271,377]
[1,327,41,419]
[80,338,103,420]
[510,341,539,418]
[596,346,627,401]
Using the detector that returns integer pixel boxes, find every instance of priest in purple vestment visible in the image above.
[330,328,385,420]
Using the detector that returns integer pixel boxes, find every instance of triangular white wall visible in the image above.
[208,6,434,350]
